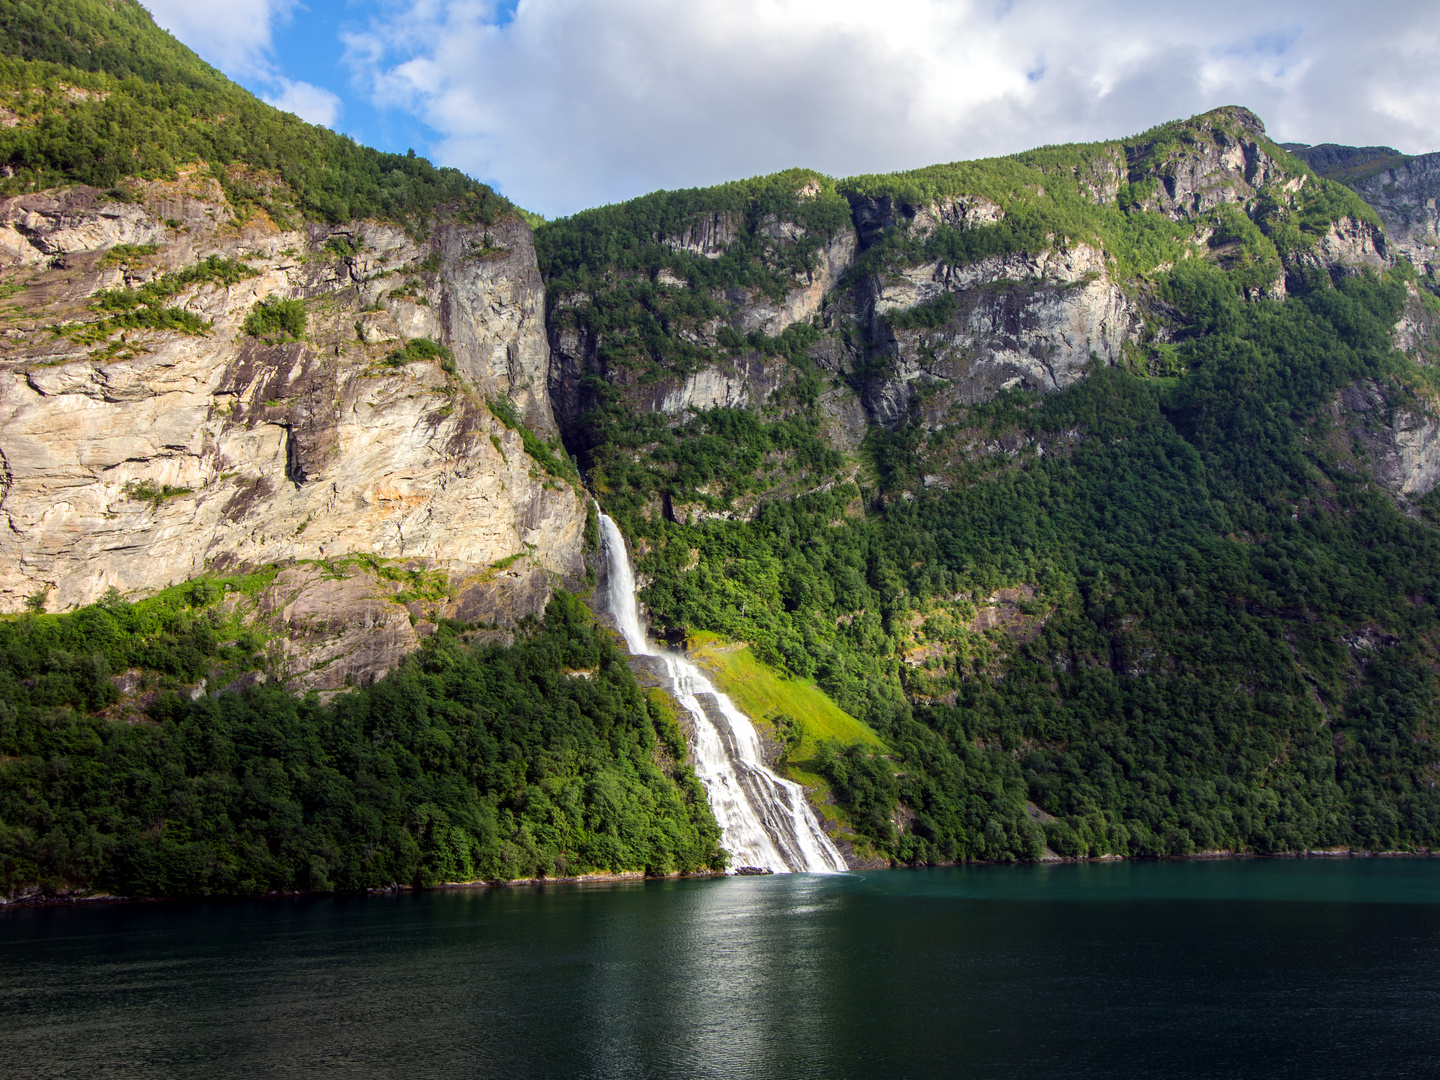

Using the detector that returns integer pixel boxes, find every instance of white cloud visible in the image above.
[264,79,344,128]
[342,0,1440,217]
[146,0,295,77]
[146,0,344,129]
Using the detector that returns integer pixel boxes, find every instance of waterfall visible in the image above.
[599,512,847,874]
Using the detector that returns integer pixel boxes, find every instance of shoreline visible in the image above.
[0,867,731,910]
[3,850,1434,910]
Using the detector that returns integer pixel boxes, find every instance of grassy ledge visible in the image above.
[687,629,885,771]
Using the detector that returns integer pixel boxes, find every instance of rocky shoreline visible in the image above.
[4,850,1433,909]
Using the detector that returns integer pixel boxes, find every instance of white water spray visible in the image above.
[599,512,847,874]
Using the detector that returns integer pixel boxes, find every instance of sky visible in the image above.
[143,0,1440,219]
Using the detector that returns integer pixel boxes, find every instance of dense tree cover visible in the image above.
[538,168,851,293]
[536,169,851,378]
[0,593,723,898]
[0,0,511,228]
[598,266,1440,863]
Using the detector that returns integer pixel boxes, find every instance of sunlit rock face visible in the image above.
[0,176,586,684]
[854,242,1133,426]
[1338,153,1440,276]
[549,107,1406,474]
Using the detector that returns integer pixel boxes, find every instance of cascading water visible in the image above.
[599,512,847,874]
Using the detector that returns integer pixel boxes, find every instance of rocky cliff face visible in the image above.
[854,242,1132,426]
[547,208,863,454]
[1328,380,1440,501]
[0,172,587,684]
[845,109,1395,429]
[1347,153,1440,277]
[541,107,1435,521]
[1282,142,1440,492]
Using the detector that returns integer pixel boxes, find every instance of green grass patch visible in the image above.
[687,630,886,761]
[95,256,257,313]
[687,630,885,847]
[305,552,453,603]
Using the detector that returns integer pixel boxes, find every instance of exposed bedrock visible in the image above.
[0,177,586,686]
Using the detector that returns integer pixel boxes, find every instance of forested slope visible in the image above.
[4,0,1440,896]
[0,0,512,228]
[538,108,1440,864]
[0,590,721,898]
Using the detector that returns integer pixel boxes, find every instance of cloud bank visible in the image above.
[149,0,1440,218]
[338,0,1440,217]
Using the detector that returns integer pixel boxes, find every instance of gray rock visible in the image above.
[0,180,588,652]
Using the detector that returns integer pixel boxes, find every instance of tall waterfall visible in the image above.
[599,513,847,874]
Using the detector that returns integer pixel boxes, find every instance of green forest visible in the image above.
[602,268,1440,863]
[534,108,1440,866]
[3,0,1440,900]
[0,589,722,897]
[0,0,512,229]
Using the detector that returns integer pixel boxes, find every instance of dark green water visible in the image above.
[3,860,1438,1078]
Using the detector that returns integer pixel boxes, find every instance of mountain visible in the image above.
[0,0,720,899]
[4,0,1440,899]
[0,0,584,676]
[537,105,1440,863]
[1285,141,1440,283]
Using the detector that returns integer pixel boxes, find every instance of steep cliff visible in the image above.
[543,170,861,461]
[1282,141,1440,496]
[1285,142,1440,275]
[835,107,1389,430]
[540,107,1404,480]
[0,176,587,685]
[531,107,1440,867]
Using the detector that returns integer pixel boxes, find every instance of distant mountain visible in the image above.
[1282,142,1440,279]
[1282,142,1408,179]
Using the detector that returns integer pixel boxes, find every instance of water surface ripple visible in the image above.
[3,860,1439,1078]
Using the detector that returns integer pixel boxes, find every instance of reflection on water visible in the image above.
[3,860,1439,1078]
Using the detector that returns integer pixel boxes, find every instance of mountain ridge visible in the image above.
[4,0,1440,899]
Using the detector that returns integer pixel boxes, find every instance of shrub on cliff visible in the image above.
[384,336,455,374]
[243,296,306,341]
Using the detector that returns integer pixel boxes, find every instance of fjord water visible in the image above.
[598,512,846,873]
[4,861,1440,1078]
